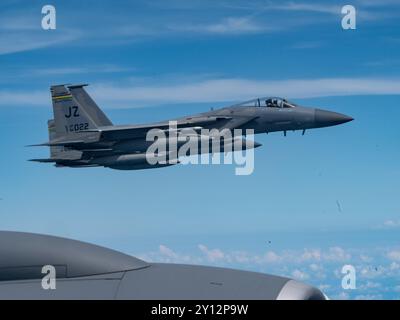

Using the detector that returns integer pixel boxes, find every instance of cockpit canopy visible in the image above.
[233,97,296,108]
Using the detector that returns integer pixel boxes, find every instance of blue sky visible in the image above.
[0,0,400,299]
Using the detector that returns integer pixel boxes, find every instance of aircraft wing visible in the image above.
[86,116,233,141]
[222,116,259,130]
[29,115,256,149]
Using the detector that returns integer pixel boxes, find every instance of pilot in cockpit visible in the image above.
[266,98,278,107]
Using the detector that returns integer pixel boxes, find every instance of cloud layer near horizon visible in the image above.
[137,243,400,300]
[1,77,400,108]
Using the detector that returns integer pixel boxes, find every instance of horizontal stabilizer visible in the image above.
[29,158,58,163]
[27,140,85,147]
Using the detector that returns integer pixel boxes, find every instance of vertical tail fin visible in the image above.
[50,84,112,138]
[68,84,112,127]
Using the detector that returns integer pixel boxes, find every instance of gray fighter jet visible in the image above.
[30,84,353,170]
[0,231,326,300]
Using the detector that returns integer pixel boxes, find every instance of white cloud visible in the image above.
[383,220,400,228]
[309,263,322,272]
[87,77,400,108]
[359,265,384,279]
[389,262,400,270]
[333,291,350,300]
[300,249,322,262]
[251,250,283,264]
[324,247,351,262]
[291,41,324,49]
[139,244,354,270]
[359,281,381,290]
[374,219,400,230]
[266,3,340,15]
[259,1,398,22]
[355,294,383,300]
[171,17,270,35]
[1,0,397,56]
[292,269,309,281]
[295,247,350,263]
[357,0,400,8]
[204,17,264,34]
[227,251,250,263]
[364,59,400,67]
[6,76,400,108]
[387,250,400,261]
[263,251,282,263]
[0,90,48,106]
[0,14,38,31]
[309,263,326,279]
[134,242,400,299]
[0,30,79,55]
[359,254,373,263]
[32,65,135,76]
[159,244,178,259]
[198,244,225,262]
[138,244,202,265]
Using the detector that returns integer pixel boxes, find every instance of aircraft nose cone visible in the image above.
[314,109,353,127]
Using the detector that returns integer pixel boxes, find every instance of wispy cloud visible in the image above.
[1,76,400,108]
[387,250,400,261]
[374,219,400,229]
[264,2,340,14]
[0,15,38,31]
[0,30,80,55]
[0,90,48,106]
[1,0,398,55]
[358,0,400,7]
[291,41,324,50]
[383,220,400,228]
[0,7,81,55]
[169,16,272,35]
[31,65,136,76]
[89,77,400,107]
[230,1,400,21]
[364,59,400,67]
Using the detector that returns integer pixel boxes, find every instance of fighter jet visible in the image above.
[0,231,326,300]
[30,84,353,170]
